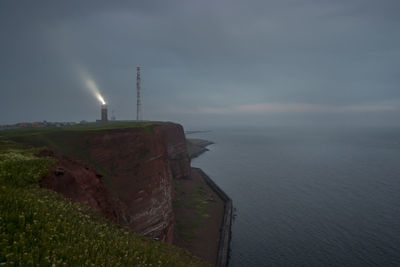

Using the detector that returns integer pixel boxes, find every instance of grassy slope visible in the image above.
[0,121,163,155]
[0,125,208,266]
[0,121,169,183]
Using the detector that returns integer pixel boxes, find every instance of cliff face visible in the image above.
[83,123,191,243]
[41,154,118,223]
[40,123,190,244]
[162,124,191,180]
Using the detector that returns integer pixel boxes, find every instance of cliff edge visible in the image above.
[9,122,191,244]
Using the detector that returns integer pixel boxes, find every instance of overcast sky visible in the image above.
[1,0,399,128]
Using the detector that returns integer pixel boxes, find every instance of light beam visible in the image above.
[78,66,106,105]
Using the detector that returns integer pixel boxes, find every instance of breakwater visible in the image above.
[195,167,232,267]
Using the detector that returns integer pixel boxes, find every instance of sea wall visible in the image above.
[187,138,232,266]
[195,168,232,267]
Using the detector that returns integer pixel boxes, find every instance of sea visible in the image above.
[189,126,400,267]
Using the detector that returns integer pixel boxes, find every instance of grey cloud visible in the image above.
[1,0,400,126]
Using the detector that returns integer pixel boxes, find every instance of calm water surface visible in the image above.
[190,126,400,267]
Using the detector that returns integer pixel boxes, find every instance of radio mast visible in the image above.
[136,65,141,121]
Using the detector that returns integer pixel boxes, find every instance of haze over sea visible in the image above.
[190,126,400,267]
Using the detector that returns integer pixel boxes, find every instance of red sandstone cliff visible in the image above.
[162,124,191,180]
[41,154,117,223]
[41,123,190,244]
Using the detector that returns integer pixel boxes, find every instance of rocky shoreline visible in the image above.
[186,138,214,159]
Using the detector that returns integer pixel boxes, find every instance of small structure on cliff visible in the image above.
[101,103,108,122]
[136,65,142,121]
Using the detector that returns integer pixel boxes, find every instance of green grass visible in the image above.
[191,186,211,218]
[0,121,170,186]
[174,184,212,245]
[0,121,170,158]
[0,141,56,188]
[0,141,208,266]
[0,121,164,151]
[0,121,166,136]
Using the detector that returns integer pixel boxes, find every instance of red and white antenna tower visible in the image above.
[136,65,141,121]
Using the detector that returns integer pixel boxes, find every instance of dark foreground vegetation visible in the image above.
[0,125,208,266]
